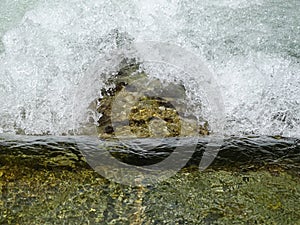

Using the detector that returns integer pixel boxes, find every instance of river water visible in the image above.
[0,0,300,224]
[0,0,299,137]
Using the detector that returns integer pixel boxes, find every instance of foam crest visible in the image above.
[0,0,299,137]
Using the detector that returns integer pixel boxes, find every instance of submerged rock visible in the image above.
[95,59,209,140]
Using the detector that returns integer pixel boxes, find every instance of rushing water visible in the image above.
[0,0,299,137]
[0,1,300,224]
[1,134,299,170]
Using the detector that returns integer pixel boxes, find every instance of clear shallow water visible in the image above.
[0,135,300,224]
[0,0,299,137]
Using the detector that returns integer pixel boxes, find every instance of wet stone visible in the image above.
[95,59,209,140]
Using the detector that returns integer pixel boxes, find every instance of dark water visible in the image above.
[1,135,299,170]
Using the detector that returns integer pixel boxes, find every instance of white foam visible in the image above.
[0,0,299,137]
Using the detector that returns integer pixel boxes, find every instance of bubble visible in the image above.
[75,41,224,186]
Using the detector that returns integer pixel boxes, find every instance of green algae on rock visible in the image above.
[1,160,299,225]
[95,59,209,140]
[0,135,300,224]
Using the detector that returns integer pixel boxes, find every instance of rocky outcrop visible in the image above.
[95,59,209,140]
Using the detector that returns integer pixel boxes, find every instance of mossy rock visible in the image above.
[95,59,209,140]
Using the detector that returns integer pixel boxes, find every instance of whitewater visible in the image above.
[0,0,299,138]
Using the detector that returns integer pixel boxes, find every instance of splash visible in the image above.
[0,0,299,137]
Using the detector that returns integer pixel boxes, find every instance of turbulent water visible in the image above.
[1,134,299,170]
[0,0,299,137]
